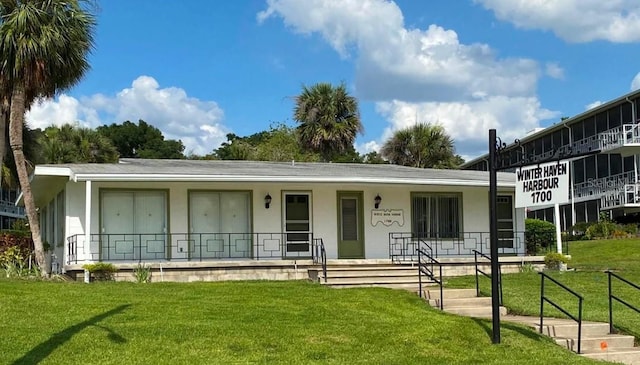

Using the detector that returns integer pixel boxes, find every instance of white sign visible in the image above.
[371,209,405,227]
[515,161,570,208]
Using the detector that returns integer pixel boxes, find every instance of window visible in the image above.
[411,193,461,238]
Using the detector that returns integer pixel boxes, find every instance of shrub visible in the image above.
[133,263,151,283]
[585,220,620,239]
[82,263,118,281]
[544,252,569,270]
[525,219,556,254]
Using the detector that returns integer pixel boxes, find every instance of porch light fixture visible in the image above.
[265,194,272,209]
[374,194,382,209]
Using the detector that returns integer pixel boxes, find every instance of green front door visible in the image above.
[337,192,364,258]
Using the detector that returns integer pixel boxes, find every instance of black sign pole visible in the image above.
[488,129,501,344]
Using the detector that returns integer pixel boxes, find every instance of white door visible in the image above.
[189,191,251,259]
[101,191,166,261]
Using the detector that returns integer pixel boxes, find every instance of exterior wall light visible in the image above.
[265,194,272,209]
[374,194,382,209]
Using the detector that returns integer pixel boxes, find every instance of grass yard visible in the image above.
[448,238,640,340]
[0,279,603,365]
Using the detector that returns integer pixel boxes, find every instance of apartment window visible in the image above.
[411,193,462,238]
[609,107,621,128]
[575,202,586,223]
[597,154,609,179]
[622,102,633,124]
[624,156,634,172]
[585,156,597,180]
[595,113,608,133]
[573,159,585,184]
[610,155,622,175]
[583,117,596,138]
[572,122,584,141]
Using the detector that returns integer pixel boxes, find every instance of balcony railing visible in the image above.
[524,124,640,164]
[573,171,635,202]
[388,231,526,262]
[0,199,25,217]
[601,184,640,210]
[66,232,322,264]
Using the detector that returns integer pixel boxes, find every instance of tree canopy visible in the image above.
[0,0,96,275]
[294,83,363,161]
[38,124,119,164]
[381,123,463,169]
[96,120,185,159]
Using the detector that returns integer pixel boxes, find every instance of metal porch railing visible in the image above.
[66,232,320,264]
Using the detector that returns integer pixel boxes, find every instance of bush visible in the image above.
[133,263,151,283]
[567,222,593,241]
[544,252,569,270]
[585,220,619,239]
[82,262,118,281]
[525,219,556,254]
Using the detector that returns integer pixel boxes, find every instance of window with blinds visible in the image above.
[411,193,461,238]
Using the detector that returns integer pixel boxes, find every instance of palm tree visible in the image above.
[0,0,95,275]
[381,123,462,169]
[294,82,363,161]
[40,124,119,164]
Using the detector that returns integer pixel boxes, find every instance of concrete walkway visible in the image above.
[423,288,640,365]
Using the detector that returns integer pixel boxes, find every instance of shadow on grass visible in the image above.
[470,317,546,343]
[12,304,131,365]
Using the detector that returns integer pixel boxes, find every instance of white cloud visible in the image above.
[545,62,565,80]
[376,98,559,158]
[476,0,640,43]
[355,140,381,154]
[27,76,228,155]
[631,72,640,90]
[585,100,603,110]
[259,0,557,158]
[259,0,540,102]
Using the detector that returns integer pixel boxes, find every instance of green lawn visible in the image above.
[0,279,602,364]
[448,238,640,340]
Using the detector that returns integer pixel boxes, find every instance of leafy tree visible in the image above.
[381,123,463,169]
[0,0,96,275]
[212,124,320,162]
[97,119,185,159]
[362,151,387,164]
[294,83,363,161]
[38,124,119,164]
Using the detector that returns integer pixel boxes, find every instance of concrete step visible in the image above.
[556,334,636,353]
[329,282,426,290]
[428,296,492,308]
[324,276,423,285]
[582,348,640,364]
[538,322,611,338]
[322,270,419,278]
[444,306,507,318]
[426,288,477,300]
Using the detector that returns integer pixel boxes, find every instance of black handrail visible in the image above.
[417,240,443,310]
[539,272,584,354]
[606,270,640,334]
[313,238,327,283]
[472,250,503,305]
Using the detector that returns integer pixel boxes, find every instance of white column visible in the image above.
[554,203,562,254]
[84,180,92,260]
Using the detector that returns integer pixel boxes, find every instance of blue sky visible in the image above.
[26,0,640,159]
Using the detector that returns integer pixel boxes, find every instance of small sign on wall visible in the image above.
[371,209,404,227]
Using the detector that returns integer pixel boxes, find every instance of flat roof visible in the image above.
[33,158,516,187]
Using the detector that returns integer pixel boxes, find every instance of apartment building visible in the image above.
[0,187,25,230]
[462,89,640,230]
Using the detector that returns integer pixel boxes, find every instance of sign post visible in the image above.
[514,160,570,254]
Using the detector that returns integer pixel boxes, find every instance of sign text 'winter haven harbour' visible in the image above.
[514,161,570,208]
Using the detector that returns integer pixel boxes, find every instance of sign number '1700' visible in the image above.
[514,161,570,208]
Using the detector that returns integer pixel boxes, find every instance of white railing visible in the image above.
[573,172,635,201]
[601,184,640,210]
[599,124,640,153]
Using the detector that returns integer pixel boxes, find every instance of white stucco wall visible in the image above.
[62,180,523,262]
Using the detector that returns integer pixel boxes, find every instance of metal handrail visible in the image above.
[539,272,584,354]
[417,240,443,310]
[473,250,503,305]
[313,238,327,283]
[606,270,640,334]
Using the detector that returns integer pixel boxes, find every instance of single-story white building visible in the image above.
[28,159,525,272]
